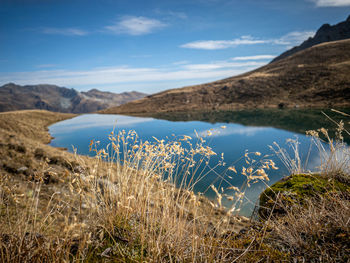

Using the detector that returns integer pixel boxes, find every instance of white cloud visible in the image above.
[181,31,315,50]
[154,9,188,19]
[312,0,350,6]
[172,60,190,65]
[0,67,241,87]
[105,16,166,35]
[195,126,266,138]
[180,36,268,50]
[41,27,88,36]
[51,114,154,133]
[273,31,315,45]
[183,61,266,71]
[0,58,267,92]
[130,54,152,58]
[166,11,188,19]
[36,64,59,69]
[231,55,276,61]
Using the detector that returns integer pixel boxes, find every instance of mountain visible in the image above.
[100,38,350,115]
[0,83,147,113]
[272,15,350,62]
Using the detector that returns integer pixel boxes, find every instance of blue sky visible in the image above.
[0,0,349,94]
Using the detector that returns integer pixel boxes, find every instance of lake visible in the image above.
[49,109,344,217]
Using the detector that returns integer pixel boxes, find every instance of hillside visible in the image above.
[272,15,350,62]
[101,39,350,114]
[0,83,147,113]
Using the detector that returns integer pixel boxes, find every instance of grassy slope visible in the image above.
[0,110,82,182]
[101,39,350,114]
[0,110,76,143]
[0,110,79,177]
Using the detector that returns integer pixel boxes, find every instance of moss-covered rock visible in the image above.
[259,173,350,219]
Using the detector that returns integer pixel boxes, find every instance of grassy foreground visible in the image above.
[0,110,349,262]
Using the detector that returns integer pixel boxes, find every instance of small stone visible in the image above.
[17,166,28,173]
[73,165,84,173]
[101,247,112,258]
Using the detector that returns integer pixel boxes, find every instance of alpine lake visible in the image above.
[49,109,349,217]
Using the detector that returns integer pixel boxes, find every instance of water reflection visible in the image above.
[147,108,350,142]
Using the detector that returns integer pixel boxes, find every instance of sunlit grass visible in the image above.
[74,128,275,261]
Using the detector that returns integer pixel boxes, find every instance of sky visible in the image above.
[0,0,350,94]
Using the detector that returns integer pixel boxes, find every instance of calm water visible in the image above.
[49,110,335,217]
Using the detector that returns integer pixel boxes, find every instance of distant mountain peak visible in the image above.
[0,83,147,113]
[272,16,350,62]
[86,88,100,93]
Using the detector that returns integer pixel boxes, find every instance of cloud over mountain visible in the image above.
[105,16,167,35]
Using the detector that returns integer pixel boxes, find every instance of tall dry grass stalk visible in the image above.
[0,125,276,262]
[69,128,274,261]
[269,110,350,179]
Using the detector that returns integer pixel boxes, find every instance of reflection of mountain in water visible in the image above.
[146,109,350,143]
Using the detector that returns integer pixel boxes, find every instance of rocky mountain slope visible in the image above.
[272,15,350,62]
[0,83,146,113]
[101,38,350,114]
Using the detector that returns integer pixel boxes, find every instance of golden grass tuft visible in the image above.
[71,129,274,261]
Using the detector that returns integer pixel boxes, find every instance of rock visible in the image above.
[73,165,85,173]
[101,247,112,258]
[258,173,349,220]
[17,166,28,173]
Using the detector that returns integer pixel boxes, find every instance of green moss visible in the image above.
[259,173,350,219]
[84,216,147,262]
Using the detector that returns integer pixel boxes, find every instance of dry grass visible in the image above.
[0,110,277,262]
[69,129,276,261]
[0,110,91,262]
[261,109,350,262]
[268,192,349,262]
[1,109,349,262]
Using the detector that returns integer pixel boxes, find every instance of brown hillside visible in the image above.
[101,39,350,114]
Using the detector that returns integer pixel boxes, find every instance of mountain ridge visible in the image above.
[272,15,350,62]
[100,38,350,115]
[0,83,147,113]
